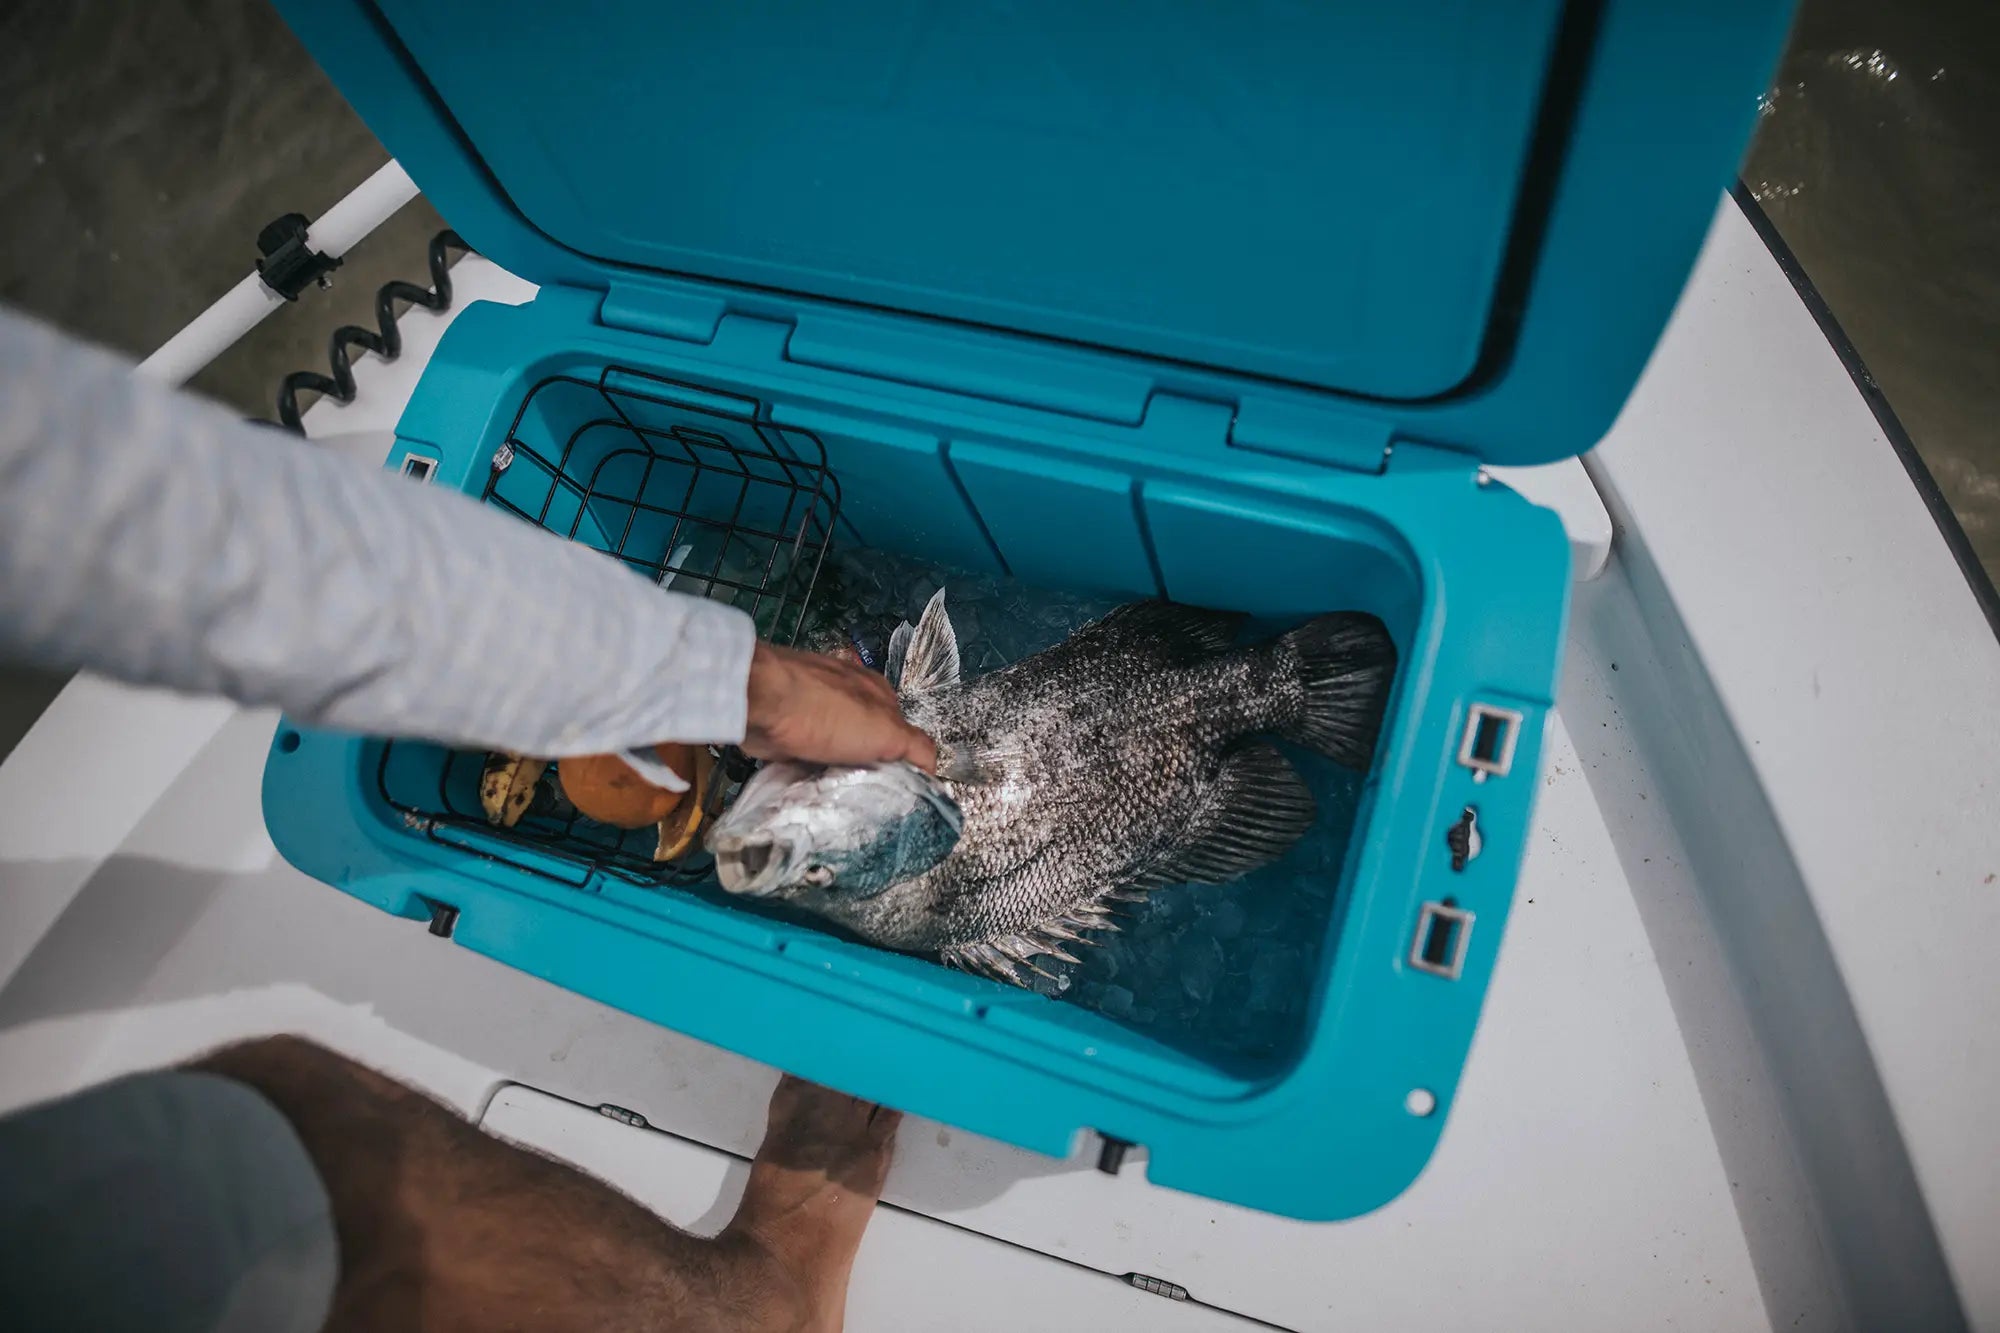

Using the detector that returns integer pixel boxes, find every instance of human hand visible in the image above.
[741,640,937,772]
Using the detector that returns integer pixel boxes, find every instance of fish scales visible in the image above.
[709,593,1395,985]
[895,625,1284,948]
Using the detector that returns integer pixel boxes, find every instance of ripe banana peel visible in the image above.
[655,747,717,862]
[482,745,716,867]
[480,753,547,827]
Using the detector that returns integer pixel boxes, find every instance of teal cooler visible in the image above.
[261,0,1791,1218]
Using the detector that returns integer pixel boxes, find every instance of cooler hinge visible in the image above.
[593,284,1408,480]
[1226,392,1395,475]
[597,281,729,345]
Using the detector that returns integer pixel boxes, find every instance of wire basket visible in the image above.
[375,365,840,886]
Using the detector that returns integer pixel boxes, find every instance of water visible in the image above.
[805,545,1364,1068]
[1742,0,2000,580]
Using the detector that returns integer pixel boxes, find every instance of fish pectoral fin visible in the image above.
[935,736,1023,785]
[896,587,962,695]
[885,619,914,687]
[1151,743,1317,885]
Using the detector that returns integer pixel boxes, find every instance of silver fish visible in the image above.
[710,758,961,897]
[710,591,1395,986]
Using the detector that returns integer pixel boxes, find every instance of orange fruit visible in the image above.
[560,745,693,830]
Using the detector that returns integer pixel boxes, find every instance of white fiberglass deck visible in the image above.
[1,196,1994,1331]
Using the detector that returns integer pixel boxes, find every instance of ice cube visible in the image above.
[855,574,894,617]
[1245,948,1303,1019]
[768,542,1356,1063]
[1207,897,1247,941]
[1026,967,1067,1000]
[1176,935,1225,1005]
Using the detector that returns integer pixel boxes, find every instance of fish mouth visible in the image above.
[710,830,799,898]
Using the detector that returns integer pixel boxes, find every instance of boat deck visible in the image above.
[2,195,1993,1331]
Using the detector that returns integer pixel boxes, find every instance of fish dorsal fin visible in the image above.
[896,588,961,695]
[1147,743,1316,886]
[1083,601,1244,664]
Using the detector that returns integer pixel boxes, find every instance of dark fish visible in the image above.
[710,591,1395,985]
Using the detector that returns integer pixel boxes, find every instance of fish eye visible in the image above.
[802,864,835,888]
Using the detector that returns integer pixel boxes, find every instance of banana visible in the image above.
[480,753,547,828]
[655,747,717,862]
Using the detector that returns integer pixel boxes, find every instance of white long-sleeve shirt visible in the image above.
[0,306,756,762]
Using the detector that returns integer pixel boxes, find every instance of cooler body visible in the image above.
[260,0,1794,1218]
[263,288,1566,1219]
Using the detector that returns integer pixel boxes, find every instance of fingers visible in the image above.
[833,662,934,772]
[741,640,939,771]
[859,710,934,773]
[897,724,938,774]
[794,648,896,706]
[843,659,901,707]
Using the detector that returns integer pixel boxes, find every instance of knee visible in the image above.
[190,1032,335,1074]
[188,1035,408,1098]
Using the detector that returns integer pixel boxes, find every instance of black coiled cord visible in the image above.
[276,229,472,433]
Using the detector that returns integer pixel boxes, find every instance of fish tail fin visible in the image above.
[1273,613,1397,770]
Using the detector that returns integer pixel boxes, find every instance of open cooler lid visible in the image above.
[278,0,1791,466]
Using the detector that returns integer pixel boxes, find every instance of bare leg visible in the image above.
[723,1076,901,1333]
[193,1037,897,1333]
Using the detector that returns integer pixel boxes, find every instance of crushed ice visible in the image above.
[802,545,1364,1069]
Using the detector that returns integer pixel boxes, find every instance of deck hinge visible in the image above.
[596,1103,650,1129]
[1124,1273,1191,1302]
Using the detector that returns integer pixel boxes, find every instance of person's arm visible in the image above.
[0,306,930,771]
